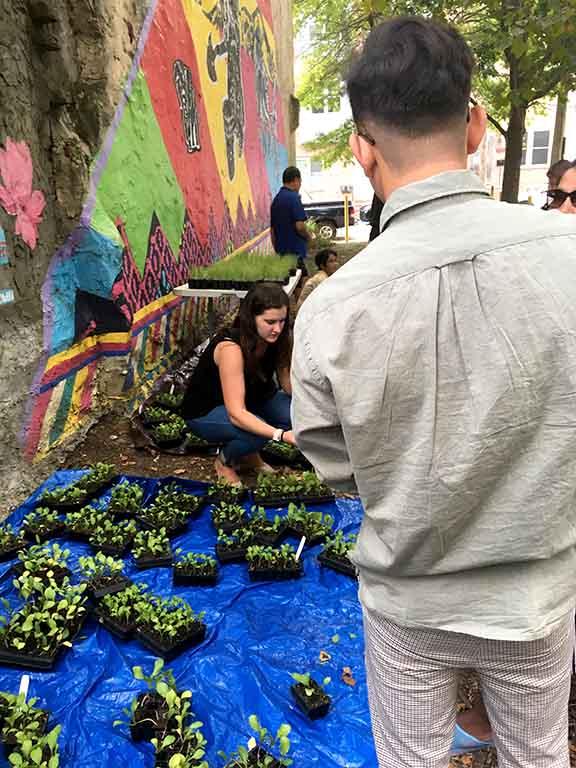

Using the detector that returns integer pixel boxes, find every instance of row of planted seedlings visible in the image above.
[0,689,62,767]
[116,658,297,768]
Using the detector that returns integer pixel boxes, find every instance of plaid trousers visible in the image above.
[363,607,574,768]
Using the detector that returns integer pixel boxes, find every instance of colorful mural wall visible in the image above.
[21,0,289,460]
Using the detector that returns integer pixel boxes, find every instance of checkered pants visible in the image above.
[363,607,574,768]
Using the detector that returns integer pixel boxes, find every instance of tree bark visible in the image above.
[550,87,568,164]
[501,103,527,203]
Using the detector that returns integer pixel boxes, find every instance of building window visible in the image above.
[531,130,550,165]
[310,158,323,175]
[325,94,341,113]
[520,132,527,166]
[311,103,324,114]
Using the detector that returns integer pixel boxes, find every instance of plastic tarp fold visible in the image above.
[0,471,375,767]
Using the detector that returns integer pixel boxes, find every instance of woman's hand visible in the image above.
[282,430,296,446]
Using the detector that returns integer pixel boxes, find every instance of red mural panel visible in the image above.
[141,0,225,244]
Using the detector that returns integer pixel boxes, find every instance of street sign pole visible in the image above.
[340,184,353,243]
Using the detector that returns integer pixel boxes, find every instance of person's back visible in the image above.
[270,166,309,263]
[291,16,576,768]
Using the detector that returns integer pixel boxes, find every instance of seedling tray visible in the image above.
[85,574,132,602]
[317,551,357,579]
[207,488,250,505]
[215,544,248,564]
[225,746,283,768]
[136,517,189,537]
[41,476,117,510]
[134,552,173,570]
[211,517,247,535]
[253,493,335,508]
[22,521,66,543]
[248,562,303,582]
[291,683,331,719]
[151,436,186,449]
[260,445,312,469]
[286,527,328,547]
[130,692,168,742]
[0,542,26,563]
[252,523,288,548]
[11,563,71,585]
[64,528,91,543]
[95,609,135,641]
[0,616,85,671]
[173,567,218,586]
[2,709,49,749]
[91,541,132,557]
[136,621,206,660]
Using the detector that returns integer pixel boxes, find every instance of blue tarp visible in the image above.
[0,471,375,767]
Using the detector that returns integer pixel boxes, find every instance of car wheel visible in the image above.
[316,220,337,240]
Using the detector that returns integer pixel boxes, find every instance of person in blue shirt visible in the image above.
[270,167,312,273]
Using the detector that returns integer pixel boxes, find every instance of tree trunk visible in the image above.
[501,103,527,203]
[550,88,568,164]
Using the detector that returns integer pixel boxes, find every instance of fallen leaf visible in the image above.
[110,435,119,441]
[174,469,187,475]
[319,650,331,664]
[331,634,340,644]
[342,667,356,687]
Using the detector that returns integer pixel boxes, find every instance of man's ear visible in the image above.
[467,105,487,155]
[349,133,377,178]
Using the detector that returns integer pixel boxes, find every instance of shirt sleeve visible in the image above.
[291,318,358,493]
[292,194,307,223]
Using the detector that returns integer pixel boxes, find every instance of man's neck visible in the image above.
[380,159,466,201]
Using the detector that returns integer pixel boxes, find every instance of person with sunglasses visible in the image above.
[545,160,576,213]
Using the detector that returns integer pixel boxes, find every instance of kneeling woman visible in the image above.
[182,282,296,485]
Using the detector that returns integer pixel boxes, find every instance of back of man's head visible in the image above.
[283,166,301,185]
[346,17,473,140]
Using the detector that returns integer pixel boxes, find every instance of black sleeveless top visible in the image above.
[182,328,278,419]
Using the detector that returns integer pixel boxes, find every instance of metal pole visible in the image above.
[344,193,349,242]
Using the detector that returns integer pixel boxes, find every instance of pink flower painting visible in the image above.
[0,138,46,249]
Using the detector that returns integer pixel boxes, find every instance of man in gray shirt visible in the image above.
[291,17,576,768]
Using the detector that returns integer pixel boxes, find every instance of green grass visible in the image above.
[189,250,298,282]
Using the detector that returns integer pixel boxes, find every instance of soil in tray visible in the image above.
[215,544,248,564]
[286,528,328,548]
[136,517,189,537]
[0,542,26,564]
[130,691,170,742]
[11,562,70,586]
[95,609,135,641]
[173,566,218,586]
[252,523,288,548]
[22,521,65,543]
[253,493,335,508]
[212,517,248,535]
[134,551,173,570]
[248,562,303,582]
[291,681,331,719]
[317,551,357,579]
[85,574,132,601]
[2,709,49,746]
[136,621,206,660]
[0,617,85,671]
[226,747,283,768]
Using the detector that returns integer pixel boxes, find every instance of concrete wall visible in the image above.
[0,0,294,510]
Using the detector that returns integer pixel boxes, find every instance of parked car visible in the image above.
[302,200,355,240]
[359,203,372,223]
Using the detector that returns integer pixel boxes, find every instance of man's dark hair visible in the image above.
[547,159,574,188]
[315,248,337,271]
[346,17,474,137]
[282,166,301,184]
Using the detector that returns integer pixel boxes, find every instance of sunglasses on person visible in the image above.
[545,189,576,208]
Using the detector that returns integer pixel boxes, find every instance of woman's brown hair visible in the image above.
[232,282,292,378]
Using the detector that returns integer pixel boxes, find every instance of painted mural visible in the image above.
[22,0,288,460]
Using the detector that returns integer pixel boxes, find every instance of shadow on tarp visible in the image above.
[0,471,375,767]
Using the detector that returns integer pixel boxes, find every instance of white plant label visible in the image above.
[295,536,306,561]
[19,674,30,700]
[170,383,175,394]
[247,737,257,750]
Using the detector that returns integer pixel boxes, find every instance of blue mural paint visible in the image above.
[0,288,14,305]
[0,227,8,266]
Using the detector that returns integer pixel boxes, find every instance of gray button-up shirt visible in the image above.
[292,170,576,641]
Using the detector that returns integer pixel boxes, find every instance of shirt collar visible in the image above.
[380,170,490,231]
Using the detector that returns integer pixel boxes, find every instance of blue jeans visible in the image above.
[187,391,292,464]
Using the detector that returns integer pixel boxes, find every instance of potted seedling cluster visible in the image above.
[245,544,303,582]
[211,502,247,534]
[21,508,64,543]
[142,406,174,426]
[290,672,331,720]
[134,595,206,659]
[40,463,116,510]
[187,250,297,290]
[133,528,173,569]
[137,484,202,536]
[318,531,357,578]
[64,505,110,542]
[108,480,145,517]
[0,692,61,767]
[96,582,149,640]
[285,505,334,546]
[248,508,286,547]
[260,441,310,469]
[0,578,87,669]
[154,392,184,412]
[219,715,292,768]
[207,480,246,505]
[152,416,188,448]
[13,544,70,587]
[253,472,334,507]
[78,552,131,601]
[173,552,218,586]
[215,528,255,564]
[0,525,26,563]
[89,518,137,556]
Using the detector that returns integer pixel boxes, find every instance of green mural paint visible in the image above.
[94,70,187,272]
[49,375,76,446]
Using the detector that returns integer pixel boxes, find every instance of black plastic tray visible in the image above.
[226,746,282,768]
[317,551,357,579]
[95,610,135,641]
[0,616,85,670]
[215,544,248,564]
[134,552,173,570]
[248,562,303,582]
[173,568,218,586]
[21,521,66,543]
[291,683,331,719]
[86,575,132,601]
[253,493,335,508]
[0,542,26,564]
[136,622,206,660]
[211,516,247,534]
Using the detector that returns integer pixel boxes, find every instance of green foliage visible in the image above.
[89,518,137,550]
[322,530,357,558]
[245,544,298,570]
[134,595,204,641]
[108,481,144,515]
[142,406,173,425]
[254,471,331,500]
[189,251,297,282]
[7,722,61,768]
[64,506,110,537]
[174,552,217,574]
[0,524,25,552]
[132,528,171,559]
[15,543,70,596]
[152,417,187,443]
[22,508,60,534]
[99,583,149,625]
[285,503,334,539]
[155,392,184,410]
[212,502,246,528]
[78,552,124,581]
[40,464,115,506]
[207,479,245,505]
[218,716,292,766]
